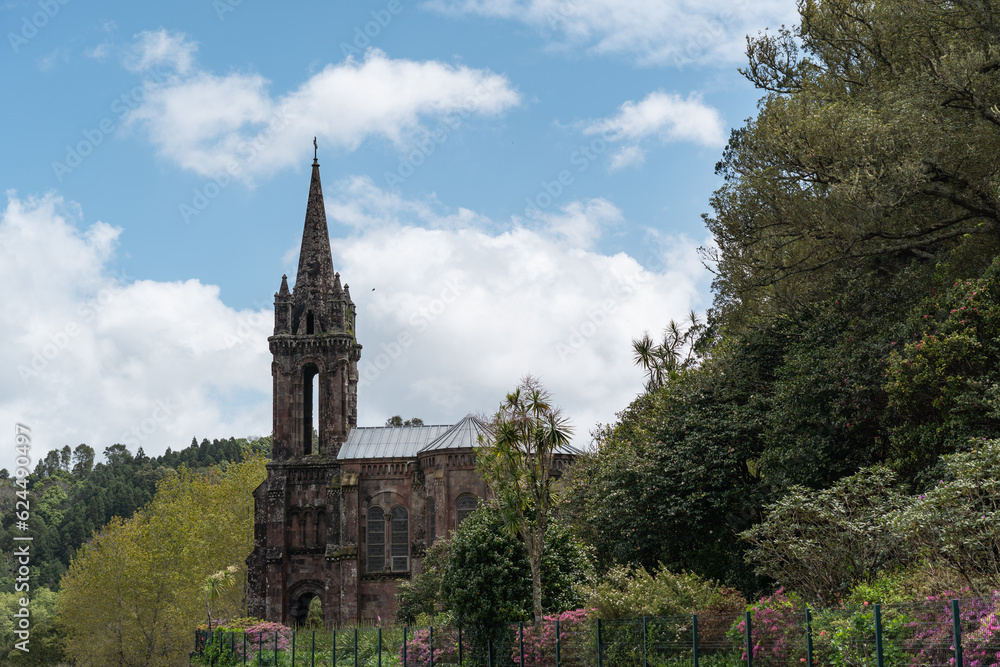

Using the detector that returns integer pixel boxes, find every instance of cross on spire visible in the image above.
[313,137,318,163]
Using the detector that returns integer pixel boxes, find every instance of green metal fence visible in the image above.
[192,597,1000,667]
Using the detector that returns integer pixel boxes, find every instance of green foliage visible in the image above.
[476,377,574,626]
[741,466,913,605]
[0,434,269,594]
[891,439,1000,592]
[564,363,769,595]
[395,537,451,624]
[705,0,1000,328]
[584,563,744,619]
[440,504,592,628]
[0,587,65,666]
[886,258,1000,481]
[59,453,266,667]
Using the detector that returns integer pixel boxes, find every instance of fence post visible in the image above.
[332,628,337,667]
[258,630,262,666]
[556,619,561,667]
[874,604,884,667]
[378,627,382,667]
[243,631,247,666]
[274,631,278,664]
[693,614,699,667]
[354,628,359,667]
[402,627,407,667]
[520,621,525,666]
[805,607,814,667]
[597,618,603,667]
[745,611,753,667]
[642,616,648,667]
[311,630,315,667]
[292,629,296,666]
[430,625,435,667]
[952,599,963,667]
[458,626,463,666]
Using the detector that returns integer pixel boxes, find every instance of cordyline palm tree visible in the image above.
[632,311,702,392]
[203,565,239,631]
[476,376,573,629]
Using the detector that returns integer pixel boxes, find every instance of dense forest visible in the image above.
[565,0,1000,598]
[0,436,270,591]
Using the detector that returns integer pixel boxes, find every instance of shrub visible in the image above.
[513,608,593,667]
[585,563,734,619]
[730,588,806,667]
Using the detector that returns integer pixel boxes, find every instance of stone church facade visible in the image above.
[246,154,576,626]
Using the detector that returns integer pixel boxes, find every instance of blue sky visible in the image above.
[0,0,798,470]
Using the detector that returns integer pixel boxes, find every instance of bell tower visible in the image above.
[247,144,362,625]
[270,148,361,459]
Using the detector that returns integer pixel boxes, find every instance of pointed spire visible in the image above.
[333,271,342,293]
[294,147,336,295]
[343,283,352,303]
[277,274,290,298]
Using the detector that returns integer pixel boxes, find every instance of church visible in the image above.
[245,151,577,626]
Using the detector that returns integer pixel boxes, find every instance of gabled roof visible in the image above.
[419,414,492,452]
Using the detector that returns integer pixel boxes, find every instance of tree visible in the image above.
[564,358,770,596]
[886,258,1000,483]
[71,444,94,478]
[59,454,265,666]
[385,416,424,426]
[476,377,573,627]
[632,312,702,392]
[440,504,592,660]
[704,0,1000,329]
[891,439,1000,592]
[741,466,913,605]
[203,565,240,630]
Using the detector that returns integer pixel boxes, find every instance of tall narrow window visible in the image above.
[306,311,314,334]
[390,506,409,572]
[426,498,436,545]
[366,507,385,573]
[456,494,478,527]
[302,365,319,455]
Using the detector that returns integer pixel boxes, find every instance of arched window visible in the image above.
[456,494,478,527]
[426,498,436,544]
[302,364,319,456]
[390,506,409,572]
[366,506,385,573]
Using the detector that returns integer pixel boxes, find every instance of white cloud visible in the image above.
[0,192,272,472]
[123,29,198,75]
[585,91,727,146]
[608,145,646,172]
[0,182,709,471]
[122,33,521,182]
[323,178,710,445]
[424,0,798,66]
[583,91,727,171]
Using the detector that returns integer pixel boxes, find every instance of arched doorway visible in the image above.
[291,590,324,628]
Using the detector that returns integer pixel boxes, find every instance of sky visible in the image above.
[0,0,800,471]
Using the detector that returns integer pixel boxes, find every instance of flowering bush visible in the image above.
[400,626,459,665]
[195,618,291,665]
[513,608,593,667]
[902,591,1000,667]
[730,588,806,667]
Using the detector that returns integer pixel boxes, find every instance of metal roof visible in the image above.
[338,414,584,459]
[419,414,492,452]
[337,424,452,460]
